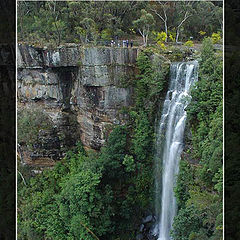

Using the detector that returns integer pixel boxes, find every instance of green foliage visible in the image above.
[118,71,135,88]
[187,39,222,174]
[123,155,135,173]
[133,9,155,46]
[188,229,209,240]
[18,1,147,46]
[169,33,176,42]
[154,31,167,43]
[18,1,222,46]
[135,50,169,111]
[171,206,203,240]
[99,125,128,179]
[130,111,154,210]
[213,167,223,193]
[18,142,114,240]
[183,1,222,40]
[184,40,194,47]
[172,36,222,240]
[157,42,167,50]
[58,170,113,239]
[200,103,223,178]
[174,160,194,209]
[101,29,112,41]
[99,123,153,236]
[18,116,155,240]
[132,111,153,162]
[211,32,221,44]
[199,31,206,36]
[187,186,221,228]
[17,108,53,148]
[135,50,154,108]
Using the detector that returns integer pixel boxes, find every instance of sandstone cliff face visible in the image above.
[18,44,138,165]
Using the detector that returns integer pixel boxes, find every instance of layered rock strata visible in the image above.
[17,44,138,165]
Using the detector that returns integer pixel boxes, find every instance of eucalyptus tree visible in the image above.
[149,1,193,43]
[79,17,97,43]
[149,1,171,42]
[184,1,223,40]
[133,9,155,46]
[174,1,193,43]
[46,0,67,45]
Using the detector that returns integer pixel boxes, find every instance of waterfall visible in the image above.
[153,61,198,240]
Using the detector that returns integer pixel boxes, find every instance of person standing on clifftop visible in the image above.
[130,40,133,47]
[115,36,118,46]
[126,39,129,47]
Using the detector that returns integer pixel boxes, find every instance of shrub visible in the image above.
[18,108,53,148]
[154,31,167,43]
[135,50,168,110]
[184,40,194,47]
[171,206,203,240]
[169,33,175,42]
[101,29,112,41]
[123,155,135,172]
[211,32,221,44]
[157,41,167,50]
[199,31,206,36]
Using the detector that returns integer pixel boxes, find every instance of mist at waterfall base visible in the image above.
[151,61,198,240]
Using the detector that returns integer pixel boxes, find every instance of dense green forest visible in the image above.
[18,44,169,240]
[172,38,223,240]
[17,1,223,240]
[18,1,222,46]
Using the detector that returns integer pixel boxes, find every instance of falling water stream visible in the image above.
[153,61,198,240]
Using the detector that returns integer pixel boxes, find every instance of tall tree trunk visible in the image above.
[176,28,180,43]
[150,4,168,43]
[143,35,146,46]
[175,6,192,43]
[164,21,168,43]
[138,29,146,46]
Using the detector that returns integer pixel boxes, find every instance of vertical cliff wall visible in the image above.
[17,44,138,166]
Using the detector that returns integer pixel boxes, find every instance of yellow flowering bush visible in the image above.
[169,34,175,42]
[184,40,194,47]
[157,41,166,50]
[154,31,167,43]
[199,31,206,36]
[211,32,221,44]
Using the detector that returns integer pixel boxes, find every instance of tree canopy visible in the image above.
[18,1,222,46]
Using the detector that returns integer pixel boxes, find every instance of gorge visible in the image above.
[17,40,222,240]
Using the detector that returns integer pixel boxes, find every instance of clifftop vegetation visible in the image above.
[18,1,222,47]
